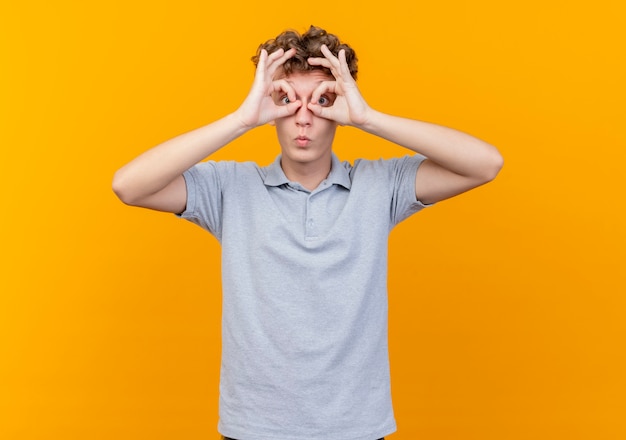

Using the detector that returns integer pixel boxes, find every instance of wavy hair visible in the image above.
[251,25,358,80]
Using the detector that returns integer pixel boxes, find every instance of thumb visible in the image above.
[274,100,302,119]
[307,102,334,122]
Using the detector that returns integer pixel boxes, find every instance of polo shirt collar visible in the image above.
[263,154,352,190]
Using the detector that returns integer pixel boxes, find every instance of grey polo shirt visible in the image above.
[180,153,428,440]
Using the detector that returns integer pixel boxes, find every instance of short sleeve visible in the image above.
[176,161,225,240]
[389,154,431,226]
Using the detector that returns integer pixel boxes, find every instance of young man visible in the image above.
[113,26,503,440]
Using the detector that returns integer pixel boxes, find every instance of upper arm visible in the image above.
[414,159,495,205]
[117,174,188,214]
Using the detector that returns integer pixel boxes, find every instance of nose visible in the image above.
[295,100,313,126]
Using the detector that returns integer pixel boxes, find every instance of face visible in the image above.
[271,70,338,173]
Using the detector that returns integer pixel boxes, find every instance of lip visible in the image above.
[295,136,310,147]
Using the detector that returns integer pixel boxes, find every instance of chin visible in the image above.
[286,147,325,162]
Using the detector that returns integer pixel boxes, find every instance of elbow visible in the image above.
[487,151,504,181]
[112,170,139,206]
[478,149,504,184]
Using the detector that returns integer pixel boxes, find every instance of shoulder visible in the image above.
[349,155,426,177]
[190,159,260,174]
[187,160,264,182]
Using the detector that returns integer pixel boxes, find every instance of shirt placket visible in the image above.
[304,180,333,241]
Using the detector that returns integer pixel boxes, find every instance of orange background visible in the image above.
[1,1,625,439]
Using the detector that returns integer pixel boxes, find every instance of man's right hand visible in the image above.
[235,48,302,128]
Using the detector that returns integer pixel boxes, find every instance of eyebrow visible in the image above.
[285,80,326,85]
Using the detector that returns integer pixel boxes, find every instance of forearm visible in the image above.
[113,112,249,203]
[359,110,503,180]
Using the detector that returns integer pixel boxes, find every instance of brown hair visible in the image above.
[251,25,358,80]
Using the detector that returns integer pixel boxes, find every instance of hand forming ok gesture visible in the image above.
[306,45,372,127]
[235,48,302,128]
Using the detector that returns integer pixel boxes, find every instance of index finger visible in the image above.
[271,79,298,104]
[310,80,337,105]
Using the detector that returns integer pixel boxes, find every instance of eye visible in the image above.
[279,95,291,105]
[317,95,333,107]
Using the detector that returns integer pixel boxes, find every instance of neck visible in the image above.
[281,156,332,191]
